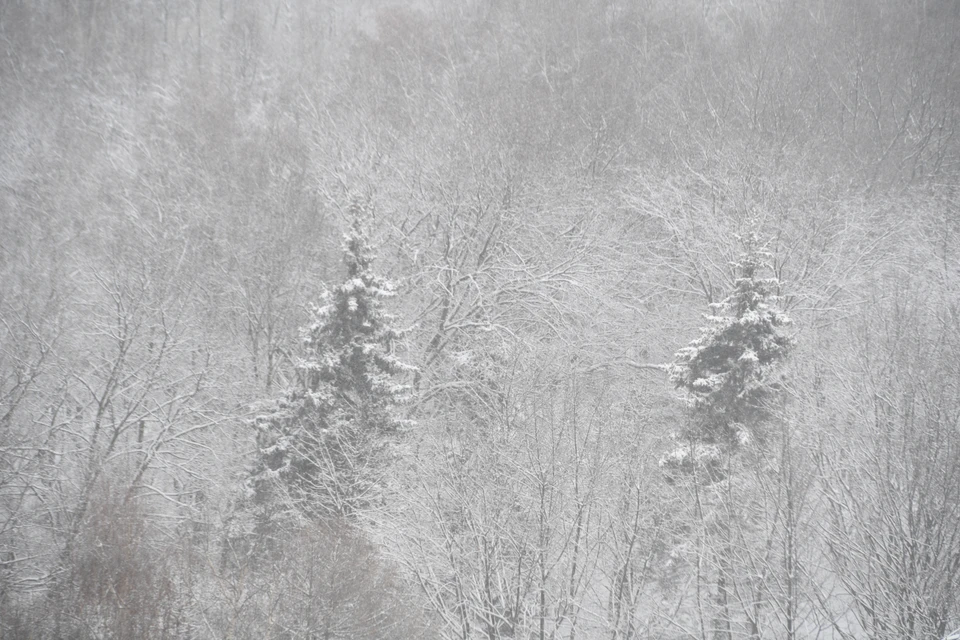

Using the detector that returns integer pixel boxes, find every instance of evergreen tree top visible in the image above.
[298,210,413,399]
[343,211,378,280]
[667,233,793,448]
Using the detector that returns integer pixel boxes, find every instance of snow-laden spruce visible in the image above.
[247,211,414,522]
[666,234,793,452]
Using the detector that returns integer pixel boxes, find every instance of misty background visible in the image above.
[1,1,959,638]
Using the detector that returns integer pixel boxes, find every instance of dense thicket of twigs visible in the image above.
[2,1,959,638]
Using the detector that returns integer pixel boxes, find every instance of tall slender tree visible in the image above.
[664,233,795,640]
[247,206,413,523]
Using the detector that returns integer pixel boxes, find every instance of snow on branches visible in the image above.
[247,209,413,523]
[666,233,793,452]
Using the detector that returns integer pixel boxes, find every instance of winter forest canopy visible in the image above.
[1,0,960,638]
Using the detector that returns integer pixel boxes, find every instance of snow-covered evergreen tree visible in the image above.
[666,234,793,452]
[247,209,413,523]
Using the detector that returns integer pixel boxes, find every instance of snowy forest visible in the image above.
[1,0,959,638]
